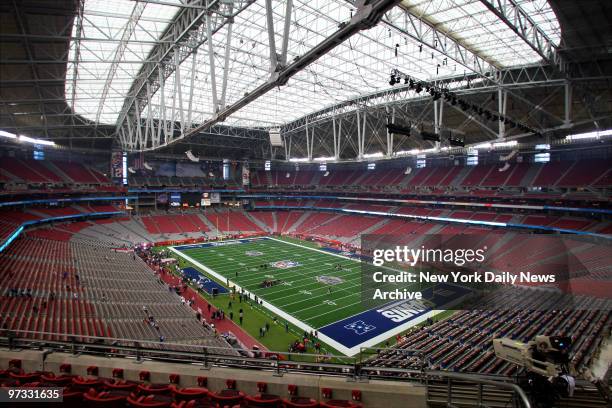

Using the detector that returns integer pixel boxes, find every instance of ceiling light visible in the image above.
[566,129,612,140]
[0,130,17,139]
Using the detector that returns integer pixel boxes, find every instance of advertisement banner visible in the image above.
[110,151,123,179]
[242,164,250,186]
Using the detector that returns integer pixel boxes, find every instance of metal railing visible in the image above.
[1,330,533,407]
[425,370,531,408]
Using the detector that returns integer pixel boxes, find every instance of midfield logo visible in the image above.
[344,320,376,335]
[270,260,301,269]
[316,275,344,285]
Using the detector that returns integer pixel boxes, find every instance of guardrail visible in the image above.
[0,329,532,408]
[425,370,531,408]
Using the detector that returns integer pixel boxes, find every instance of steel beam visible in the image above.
[116,0,255,147]
[125,0,401,152]
[381,4,500,80]
[96,1,146,123]
[479,0,563,70]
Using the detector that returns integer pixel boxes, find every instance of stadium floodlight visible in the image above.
[474,142,492,149]
[289,157,309,162]
[314,156,334,162]
[0,130,17,139]
[386,123,412,136]
[18,135,55,146]
[566,129,612,141]
[421,131,440,142]
[394,149,420,156]
[449,136,465,147]
[420,148,438,154]
[493,140,518,148]
[363,152,384,159]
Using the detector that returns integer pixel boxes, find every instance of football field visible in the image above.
[173,237,364,329]
[169,237,466,355]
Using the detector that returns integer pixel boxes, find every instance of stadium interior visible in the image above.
[0,0,611,407]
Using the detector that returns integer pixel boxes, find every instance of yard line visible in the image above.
[261,271,362,301]
[193,258,354,289]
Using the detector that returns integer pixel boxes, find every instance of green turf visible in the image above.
[156,245,349,358]
[174,237,367,330]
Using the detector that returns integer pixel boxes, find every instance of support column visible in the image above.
[564,81,572,128]
[432,100,443,149]
[187,51,197,129]
[386,107,395,157]
[357,110,363,159]
[498,87,507,139]
[332,116,339,160]
[265,0,278,73]
[206,12,219,113]
[280,0,293,65]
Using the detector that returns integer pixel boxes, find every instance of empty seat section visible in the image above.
[504,163,530,186]
[531,162,572,186]
[460,165,494,186]
[557,160,611,186]
[52,161,99,183]
[0,158,49,182]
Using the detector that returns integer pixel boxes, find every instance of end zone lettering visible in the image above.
[376,299,428,323]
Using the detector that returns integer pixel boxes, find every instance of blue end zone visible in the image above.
[182,267,229,295]
[319,283,472,350]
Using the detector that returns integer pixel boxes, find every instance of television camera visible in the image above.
[493,335,575,407]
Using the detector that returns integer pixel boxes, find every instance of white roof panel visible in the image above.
[67,0,560,128]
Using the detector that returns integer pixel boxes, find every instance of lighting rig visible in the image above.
[388,69,542,138]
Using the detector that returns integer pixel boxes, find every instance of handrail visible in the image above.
[0,330,581,408]
[425,370,532,408]
[0,330,358,375]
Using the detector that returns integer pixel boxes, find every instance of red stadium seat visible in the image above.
[104,378,139,390]
[208,389,245,406]
[282,397,319,407]
[71,376,103,391]
[84,388,131,406]
[170,385,208,401]
[8,370,41,382]
[244,393,282,407]
[127,393,173,407]
[319,400,361,408]
[137,383,172,395]
[40,372,74,385]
